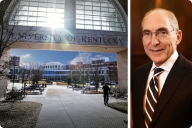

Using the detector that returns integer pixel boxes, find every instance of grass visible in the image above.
[23,81,52,85]
[0,101,42,128]
[56,82,67,85]
[108,102,127,114]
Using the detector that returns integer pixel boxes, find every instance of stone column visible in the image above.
[64,0,76,30]
[117,49,127,91]
[0,49,10,100]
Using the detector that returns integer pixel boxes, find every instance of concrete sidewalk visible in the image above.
[23,85,127,128]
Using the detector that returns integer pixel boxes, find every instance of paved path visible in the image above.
[23,85,127,128]
[52,82,57,86]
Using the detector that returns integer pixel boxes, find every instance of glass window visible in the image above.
[56,9,64,13]
[19,6,28,11]
[76,10,84,15]
[93,6,100,11]
[85,6,92,10]
[47,8,55,12]
[93,16,100,20]
[20,2,29,6]
[100,3,108,7]
[56,4,64,9]
[94,21,101,25]
[38,12,46,16]
[39,3,47,7]
[76,0,125,32]
[77,5,84,10]
[101,7,108,12]
[85,10,92,15]
[29,17,37,21]
[10,0,125,32]
[76,24,84,29]
[102,26,109,30]
[109,8,115,12]
[29,7,37,11]
[77,20,84,24]
[57,0,65,4]
[94,26,101,30]
[15,15,26,20]
[85,15,92,20]
[77,15,84,19]
[37,17,46,21]
[76,1,85,5]
[85,20,92,25]
[39,0,47,2]
[30,2,38,6]
[85,2,92,6]
[28,11,37,16]
[85,25,93,29]
[37,22,46,26]
[38,8,46,12]
[10,0,65,28]
[28,21,36,26]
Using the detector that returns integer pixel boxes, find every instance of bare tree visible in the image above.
[0,0,33,98]
[26,62,35,85]
[80,67,86,87]
[71,68,80,87]
[89,60,104,92]
[0,58,8,80]
[31,63,45,85]
[111,61,118,84]
[67,73,72,85]
[0,0,33,59]
[83,64,91,87]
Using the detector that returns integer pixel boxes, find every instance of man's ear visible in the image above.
[176,30,182,45]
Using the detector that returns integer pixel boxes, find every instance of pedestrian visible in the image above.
[131,8,192,128]
[102,83,110,106]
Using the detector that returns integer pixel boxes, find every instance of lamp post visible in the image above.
[22,68,26,89]
[12,64,16,89]
[108,67,111,87]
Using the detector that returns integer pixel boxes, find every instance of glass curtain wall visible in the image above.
[9,0,125,32]
[76,0,125,32]
[9,0,65,28]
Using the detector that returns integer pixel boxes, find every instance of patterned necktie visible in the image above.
[144,68,164,128]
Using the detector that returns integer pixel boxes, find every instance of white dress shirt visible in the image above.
[143,50,179,109]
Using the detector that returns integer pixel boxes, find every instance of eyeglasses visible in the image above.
[142,29,175,40]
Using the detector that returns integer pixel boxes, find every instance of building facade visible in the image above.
[8,56,20,81]
[0,0,127,98]
[41,60,117,83]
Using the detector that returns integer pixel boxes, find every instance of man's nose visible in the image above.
[151,34,160,45]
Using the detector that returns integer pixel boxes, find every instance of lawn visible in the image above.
[24,81,52,85]
[56,82,68,85]
[0,101,42,128]
[108,102,127,114]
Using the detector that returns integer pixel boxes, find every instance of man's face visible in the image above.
[142,11,182,67]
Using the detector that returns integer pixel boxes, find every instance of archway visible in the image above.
[0,0,127,98]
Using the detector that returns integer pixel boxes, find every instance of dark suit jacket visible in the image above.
[131,53,192,128]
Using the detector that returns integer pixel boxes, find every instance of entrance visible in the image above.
[0,0,127,98]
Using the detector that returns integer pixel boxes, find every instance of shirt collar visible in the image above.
[151,50,179,72]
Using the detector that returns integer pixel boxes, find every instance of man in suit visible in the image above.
[131,8,192,128]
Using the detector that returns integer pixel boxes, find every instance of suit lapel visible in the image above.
[150,54,188,127]
[136,63,152,126]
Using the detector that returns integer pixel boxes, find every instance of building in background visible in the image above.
[41,59,117,83]
[8,55,118,84]
[8,56,20,81]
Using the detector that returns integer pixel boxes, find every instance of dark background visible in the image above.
[131,0,192,73]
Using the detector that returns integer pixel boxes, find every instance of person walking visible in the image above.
[102,83,110,106]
